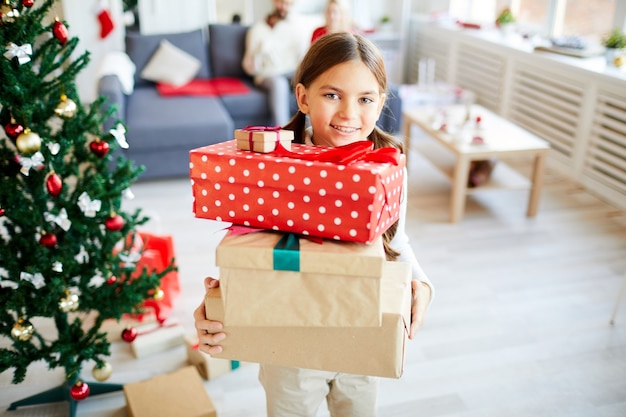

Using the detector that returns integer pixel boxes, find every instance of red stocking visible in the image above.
[97,7,114,39]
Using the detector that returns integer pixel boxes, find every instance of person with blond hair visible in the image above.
[311,0,353,44]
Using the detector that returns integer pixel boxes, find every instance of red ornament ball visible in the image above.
[46,172,63,197]
[4,122,24,140]
[0,208,4,217]
[52,19,68,45]
[105,214,125,231]
[121,327,138,343]
[39,232,57,248]
[22,0,35,7]
[89,139,109,158]
[69,381,90,401]
[106,275,117,285]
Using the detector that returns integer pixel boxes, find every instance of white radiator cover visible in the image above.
[408,19,626,211]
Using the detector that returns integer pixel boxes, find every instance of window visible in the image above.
[454,0,625,45]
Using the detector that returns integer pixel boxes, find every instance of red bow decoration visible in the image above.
[272,140,400,165]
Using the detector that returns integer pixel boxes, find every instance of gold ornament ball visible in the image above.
[54,94,77,119]
[16,128,42,154]
[11,318,34,342]
[58,290,80,313]
[153,287,165,301]
[92,362,113,382]
[614,55,626,68]
[0,5,20,23]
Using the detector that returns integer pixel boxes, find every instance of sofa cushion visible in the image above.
[140,40,201,86]
[218,80,270,122]
[126,87,233,150]
[126,29,211,88]
[208,24,248,78]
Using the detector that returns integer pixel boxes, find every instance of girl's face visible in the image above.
[296,59,386,148]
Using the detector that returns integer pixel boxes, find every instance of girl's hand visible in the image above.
[193,277,226,355]
[409,279,432,339]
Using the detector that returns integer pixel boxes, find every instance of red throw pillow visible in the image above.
[211,77,250,95]
[156,79,218,96]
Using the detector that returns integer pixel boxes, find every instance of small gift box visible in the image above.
[234,126,294,153]
[184,334,239,380]
[205,261,412,378]
[216,230,385,327]
[124,366,217,417]
[190,140,405,244]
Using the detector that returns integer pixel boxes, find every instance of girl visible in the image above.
[194,32,433,417]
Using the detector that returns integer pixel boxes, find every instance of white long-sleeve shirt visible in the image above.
[302,134,433,293]
[242,15,309,84]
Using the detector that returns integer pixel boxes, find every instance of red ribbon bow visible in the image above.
[244,125,282,151]
[272,140,400,165]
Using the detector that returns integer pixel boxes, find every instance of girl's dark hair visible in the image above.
[283,32,403,260]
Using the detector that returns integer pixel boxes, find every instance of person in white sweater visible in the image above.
[242,0,309,126]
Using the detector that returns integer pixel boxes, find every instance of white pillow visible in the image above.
[140,39,201,87]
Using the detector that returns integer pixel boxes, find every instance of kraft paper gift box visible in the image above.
[130,323,185,358]
[124,366,216,417]
[234,126,294,152]
[189,139,405,244]
[217,230,385,327]
[205,261,412,378]
[185,334,239,380]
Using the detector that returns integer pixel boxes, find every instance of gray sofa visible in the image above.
[98,24,402,180]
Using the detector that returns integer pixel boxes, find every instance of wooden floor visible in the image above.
[1,136,626,417]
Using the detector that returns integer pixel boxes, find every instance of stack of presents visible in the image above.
[122,127,411,417]
[188,126,412,379]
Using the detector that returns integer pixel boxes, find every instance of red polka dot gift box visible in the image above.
[216,229,385,327]
[189,139,405,244]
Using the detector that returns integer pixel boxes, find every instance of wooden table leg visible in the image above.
[403,118,412,168]
[450,156,471,223]
[527,151,547,217]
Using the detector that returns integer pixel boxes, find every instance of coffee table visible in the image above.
[402,104,550,222]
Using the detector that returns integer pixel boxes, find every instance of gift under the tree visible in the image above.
[205,261,411,378]
[130,323,185,358]
[234,125,294,152]
[184,334,240,380]
[189,139,405,244]
[217,230,385,327]
[124,366,216,417]
[114,232,180,323]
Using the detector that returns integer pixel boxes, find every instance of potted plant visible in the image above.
[379,15,392,32]
[602,28,626,66]
[495,8,516,36]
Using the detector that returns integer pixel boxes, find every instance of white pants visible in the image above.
[259,364,378,417]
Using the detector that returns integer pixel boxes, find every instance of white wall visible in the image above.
[137,0,216,34]
[58,0,125,103]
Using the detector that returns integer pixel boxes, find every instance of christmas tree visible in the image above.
[0,0,175,413]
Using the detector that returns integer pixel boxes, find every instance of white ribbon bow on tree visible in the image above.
[4,42,33,65]
[17,152,44,175]
[77,191,101,217]
[20,272,46,289]
[119,251,141,268]
[44,208,72,231]
[110,123,129,149]
[0,280,19,290]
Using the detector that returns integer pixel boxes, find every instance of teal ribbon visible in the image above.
[273,233,300,272]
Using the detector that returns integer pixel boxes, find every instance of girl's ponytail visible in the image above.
[283,110,308,144]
